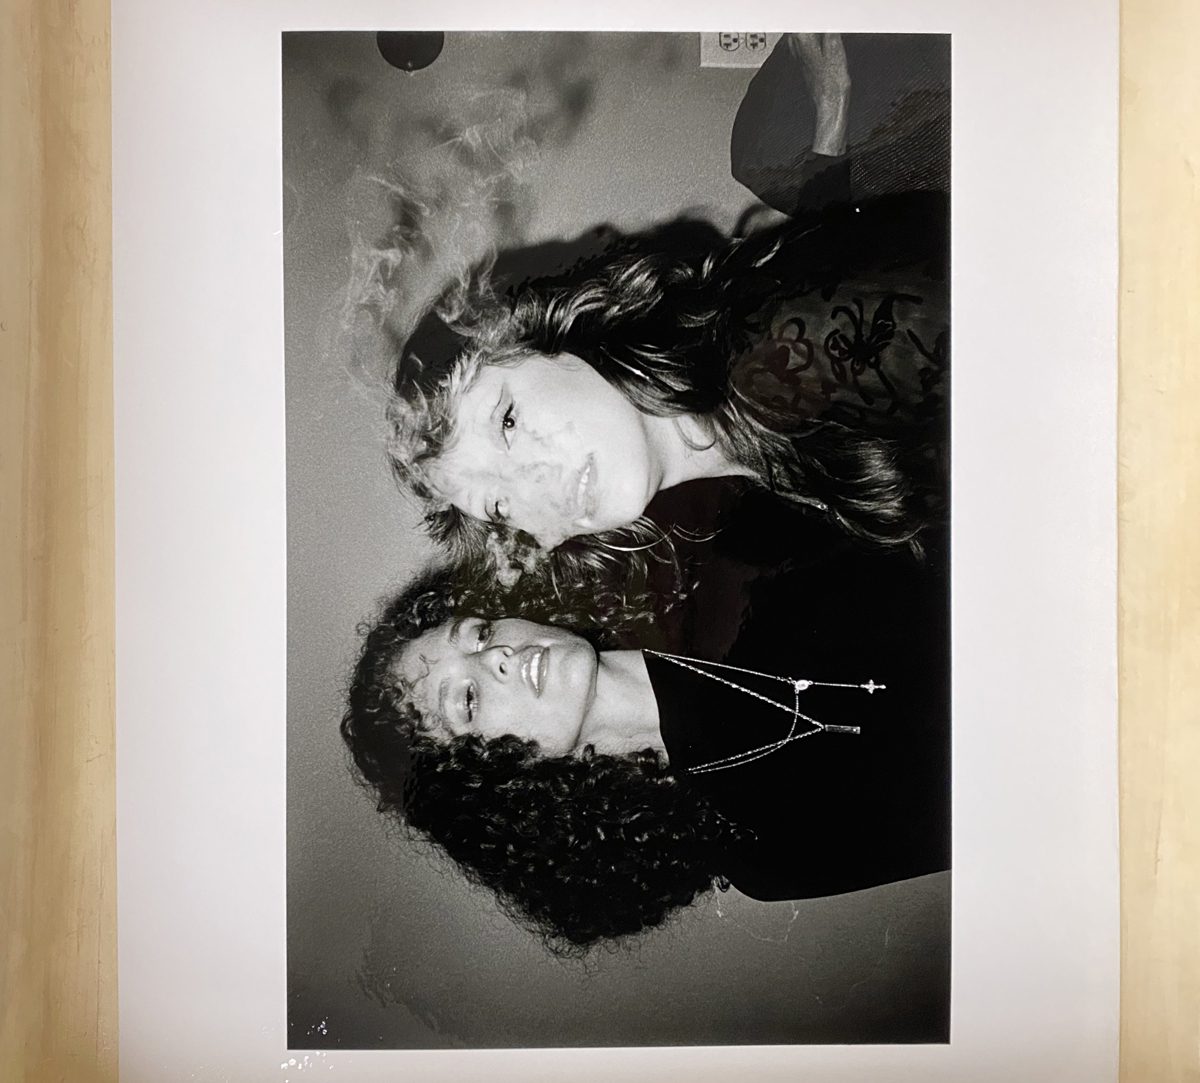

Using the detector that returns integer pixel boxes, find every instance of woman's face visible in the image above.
[395,615,599,756]
[428,353,661,549]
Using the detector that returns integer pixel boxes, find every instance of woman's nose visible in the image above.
[482,644,515,680]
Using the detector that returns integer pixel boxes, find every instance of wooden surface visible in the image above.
[1,1,117,1081]
[1118,1,1200,1081]
[1,1,1197,1080]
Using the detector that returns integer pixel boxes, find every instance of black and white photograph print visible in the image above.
[284,30,951,1049]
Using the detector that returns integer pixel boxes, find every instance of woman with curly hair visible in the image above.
[385,190,947,591]
[342,532,950,953]
[341,564,741,951]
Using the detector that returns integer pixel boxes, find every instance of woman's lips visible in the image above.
[521,646,547,696]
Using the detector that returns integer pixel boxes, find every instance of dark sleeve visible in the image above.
[730,40,853,215]
[730,35,951,216]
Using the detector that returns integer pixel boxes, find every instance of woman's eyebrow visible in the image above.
[447,617,467,645]
[405,653,449,727]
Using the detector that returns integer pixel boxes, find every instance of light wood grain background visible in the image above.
[1118,2,1200,1080]
[1,1,1195,1080]
[2,1,116,1081]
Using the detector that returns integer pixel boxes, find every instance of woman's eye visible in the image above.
[475,621,492,649]
[499,403,516,446]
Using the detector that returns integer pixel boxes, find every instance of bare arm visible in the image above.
[785,33,851,157]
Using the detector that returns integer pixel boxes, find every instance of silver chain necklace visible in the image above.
[644,650,886,775]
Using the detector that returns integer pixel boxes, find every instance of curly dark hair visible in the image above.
[340,564,743,954]
[385,194,946,587]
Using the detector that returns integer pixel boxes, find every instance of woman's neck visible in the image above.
[644,412,755,492]
[578,649,664,757]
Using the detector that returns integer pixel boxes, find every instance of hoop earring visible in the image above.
[593,517,673,555]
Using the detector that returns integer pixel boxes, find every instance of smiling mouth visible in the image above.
[522,647,547,696]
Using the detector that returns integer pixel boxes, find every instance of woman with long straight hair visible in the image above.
[386,190,948,592]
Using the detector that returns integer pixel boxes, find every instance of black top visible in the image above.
[644,525,951,901]
[630,188,951,901]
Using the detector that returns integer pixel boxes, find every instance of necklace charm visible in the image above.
[794,677,886,694]
[645,650,885,774]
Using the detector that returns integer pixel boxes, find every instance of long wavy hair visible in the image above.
[341,564,743,954]
[386,195,945,587]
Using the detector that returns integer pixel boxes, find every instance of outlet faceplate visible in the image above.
[698,32,783,68]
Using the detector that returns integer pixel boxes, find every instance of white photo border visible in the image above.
[113,1,1119,1079]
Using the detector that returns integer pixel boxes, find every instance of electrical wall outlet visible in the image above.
[698,32,783,68]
